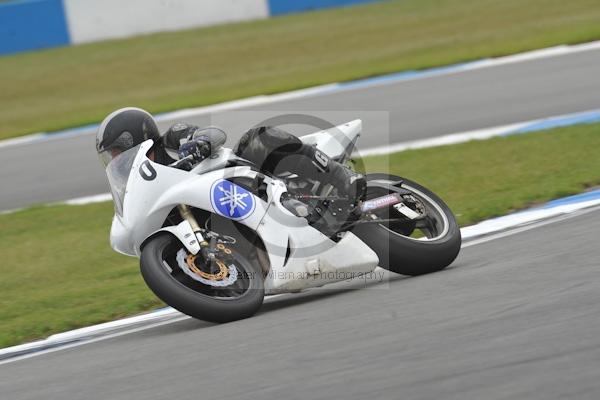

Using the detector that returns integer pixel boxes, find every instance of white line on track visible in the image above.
[0,316,191,366]
[357,109,600,157]
[462,204,600,248]
[1,40,600,150]
[3,39,600,363]
[2,204,599,366]
[357,122,529,157]
[1,107,596,213]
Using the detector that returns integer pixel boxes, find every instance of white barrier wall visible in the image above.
[63,0,269,44]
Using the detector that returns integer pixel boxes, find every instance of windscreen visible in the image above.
[105,144,141,216]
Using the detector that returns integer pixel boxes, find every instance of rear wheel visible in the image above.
[352,174,461,275]
[140,229,264,323]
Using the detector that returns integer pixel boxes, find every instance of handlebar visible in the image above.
[169,155,195,169]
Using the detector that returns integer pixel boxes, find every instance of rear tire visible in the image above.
[353,174,461,276]
[140,233,264,323]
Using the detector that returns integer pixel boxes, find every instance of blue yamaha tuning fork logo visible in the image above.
[210,179,256,220]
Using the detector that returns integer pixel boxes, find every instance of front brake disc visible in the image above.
[175,249,238,287]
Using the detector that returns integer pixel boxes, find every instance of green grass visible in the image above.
[362,124,600,225]
[2,122,600,347]
[1,0,600,139]
[0,203,159,348]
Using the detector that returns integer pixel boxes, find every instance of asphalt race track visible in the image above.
[2,208,600,399]
[1,48,600,211]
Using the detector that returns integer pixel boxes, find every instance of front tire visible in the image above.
[140,233,264,323]
[353,174,461,276]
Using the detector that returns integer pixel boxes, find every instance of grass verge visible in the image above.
[2,122,600,347]
[1,0,600,139]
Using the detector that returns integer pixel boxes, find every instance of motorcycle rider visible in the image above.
[96,107,366,202]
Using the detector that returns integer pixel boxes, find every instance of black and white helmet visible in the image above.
[96,107,160,166]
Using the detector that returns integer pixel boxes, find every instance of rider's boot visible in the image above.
[324,160,367,203]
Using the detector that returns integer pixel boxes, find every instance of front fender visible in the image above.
[141,220,202,255]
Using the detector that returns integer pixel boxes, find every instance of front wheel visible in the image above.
[352,174,461,276]
[140,232,264,323]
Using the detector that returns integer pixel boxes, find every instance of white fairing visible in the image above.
[108,120,379,294]
[299,119,361,160]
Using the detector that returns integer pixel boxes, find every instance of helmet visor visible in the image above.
[98,147,126,167]
[97,130,136,167]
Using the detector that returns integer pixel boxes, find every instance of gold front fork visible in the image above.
[178,204,201,233]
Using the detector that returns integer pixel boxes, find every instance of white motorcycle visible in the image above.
[102,120,461,322]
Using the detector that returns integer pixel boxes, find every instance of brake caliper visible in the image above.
[175,244,238,287]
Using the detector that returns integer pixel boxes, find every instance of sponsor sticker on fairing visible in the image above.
[210,179,256,220]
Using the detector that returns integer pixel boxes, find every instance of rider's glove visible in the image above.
[178,139,211,162]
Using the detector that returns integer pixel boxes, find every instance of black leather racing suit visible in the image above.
[153,123,365,202]
[234,126,365,202]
